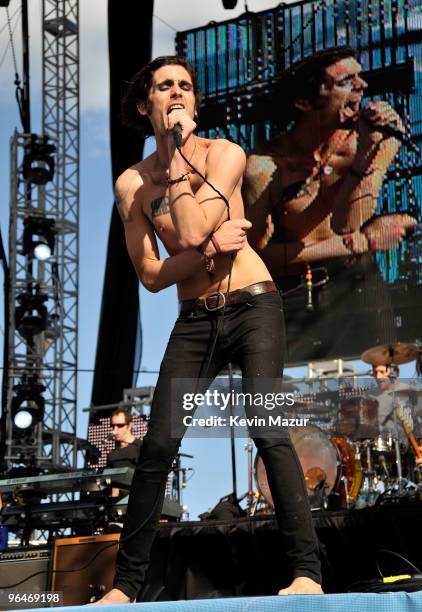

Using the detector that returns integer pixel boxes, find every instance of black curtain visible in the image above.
[140,505,422,598]
[90,1,154,415]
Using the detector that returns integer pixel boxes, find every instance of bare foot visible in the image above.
[87,588,134,605]
[278,576,324,595]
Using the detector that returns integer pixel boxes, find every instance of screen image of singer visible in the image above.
[177,0,422,364]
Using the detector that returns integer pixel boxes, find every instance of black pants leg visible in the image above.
[229,292,321,584]
[113,312,224,599]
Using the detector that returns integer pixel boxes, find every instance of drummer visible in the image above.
[369,364,408,445]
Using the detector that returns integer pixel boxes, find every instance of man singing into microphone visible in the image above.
[95,56,322,604]
[243,46,417,358]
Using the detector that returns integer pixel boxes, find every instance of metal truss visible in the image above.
[3,1,79,473]
[41,0,79,470]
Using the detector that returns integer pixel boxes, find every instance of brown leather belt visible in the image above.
[180,281,278,314]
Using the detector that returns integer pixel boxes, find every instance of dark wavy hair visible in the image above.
[121,56,202,136]
[278,46,359,119]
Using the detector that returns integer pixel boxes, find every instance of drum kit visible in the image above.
[252,342,422,513]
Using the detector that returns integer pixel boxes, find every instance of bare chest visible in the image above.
[142,173,203,242]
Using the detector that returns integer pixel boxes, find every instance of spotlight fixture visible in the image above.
[222,0,238,8]
[12,380,46,431]
[22,134,56,185]
[15,291,49,339]
[23,216,56,261]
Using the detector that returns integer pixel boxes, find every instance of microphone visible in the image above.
[172,123,183,148]
[181,467,194,488]
[361,108,420,156]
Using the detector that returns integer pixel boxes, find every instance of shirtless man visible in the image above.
[243,46,416,359]
[95,56,322,604]
[243,45,416,273]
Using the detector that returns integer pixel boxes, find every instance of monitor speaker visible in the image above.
[0,548,50,610]
[51,533,120,605]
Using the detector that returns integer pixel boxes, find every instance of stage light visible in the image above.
[14,410,33,430]
[15,291,49,339]
[222,0,238,8]
[22,134,55,185]
[12,381,46,432]
[23,216,56,261]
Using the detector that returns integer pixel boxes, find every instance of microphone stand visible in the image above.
[389,365,404,492]
[228,363,238,500]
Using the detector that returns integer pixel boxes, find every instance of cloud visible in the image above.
[0,0,108,111]
[79,0,109,112]
[0,1,294,113]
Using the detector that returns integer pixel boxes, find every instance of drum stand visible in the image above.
[360,441,379,506]
[376,370,419,501]
[246,437,255,512]
[389,370,404,492]
[235,439,258,516]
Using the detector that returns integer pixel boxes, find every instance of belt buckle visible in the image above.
[204,291,226,312]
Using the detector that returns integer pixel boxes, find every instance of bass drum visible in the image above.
[255,425,362,509]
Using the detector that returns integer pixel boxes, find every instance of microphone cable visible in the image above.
[174,137,234,376]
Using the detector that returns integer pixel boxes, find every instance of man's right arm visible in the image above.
[115,173,249,292]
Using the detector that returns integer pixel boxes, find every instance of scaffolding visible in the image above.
[3,1,79,472]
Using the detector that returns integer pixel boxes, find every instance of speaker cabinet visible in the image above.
[52,533,120,605]
[0,548,50,610]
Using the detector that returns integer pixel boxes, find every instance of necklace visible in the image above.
[295,129,353,199]
[151,137,198,186]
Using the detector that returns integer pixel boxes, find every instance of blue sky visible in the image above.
[0,0,418,519]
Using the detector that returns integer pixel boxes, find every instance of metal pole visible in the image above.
[21,0,31,133]
[228,363,237,498]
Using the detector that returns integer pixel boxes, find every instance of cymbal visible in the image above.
[361,342,419,366]
[393,388,422,398]
[284,400,332,415]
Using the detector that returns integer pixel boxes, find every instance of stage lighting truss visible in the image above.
[23,216,56,261]
[22,134,56,186]
[14,290,49,340]
[11,380,46,433]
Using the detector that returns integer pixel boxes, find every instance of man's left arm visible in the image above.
[168,140,246,248]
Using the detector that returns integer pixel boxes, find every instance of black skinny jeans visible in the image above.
[114,291,321,598]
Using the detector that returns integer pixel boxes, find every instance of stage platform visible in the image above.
[2,504,422,608]
[15,592,422,612]
[139,503,422,599]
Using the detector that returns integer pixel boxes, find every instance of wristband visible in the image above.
[195,244,215,274]
[350,142,382,179]
[205,255,215,274]
[167,173,189,185]
[342,233,369,254]
[210,234,221,253]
